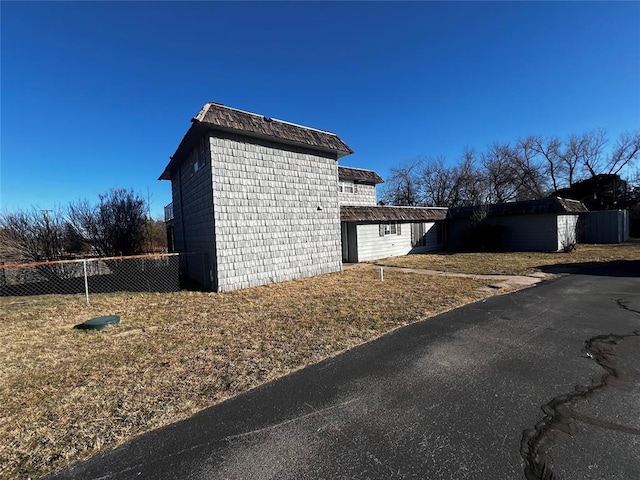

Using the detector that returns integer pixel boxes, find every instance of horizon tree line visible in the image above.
[0,188,167,266]
[380,128,640,208]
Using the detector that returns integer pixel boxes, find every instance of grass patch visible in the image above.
[1,267,504,479]
[371,243,640,275]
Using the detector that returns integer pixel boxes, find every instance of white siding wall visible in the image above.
[355,223,413,261]
[210,133,342,291]
[557,215,580,251]
[339,183,377,206]
[411,222,442,253]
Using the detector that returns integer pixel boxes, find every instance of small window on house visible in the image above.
[193,138,207,174]
[339,180,354,194]
[193,157,205,173]
[384,223,396,235]
[382,222,401,235]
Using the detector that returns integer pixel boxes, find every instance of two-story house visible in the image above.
[160,102,446,291]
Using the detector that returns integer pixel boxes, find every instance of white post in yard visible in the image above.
[83,260,90,304]
[379,266,384,281]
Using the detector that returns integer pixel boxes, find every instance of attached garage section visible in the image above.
[340,206,447,262]
[488,214,579,251]
[581,210,629,244]
[447,198,588,252]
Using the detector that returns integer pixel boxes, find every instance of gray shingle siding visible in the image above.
[338,183,377,206]
[209,132,342,291]
[170,138,216,289]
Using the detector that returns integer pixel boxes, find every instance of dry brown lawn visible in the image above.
[371,243,640,275]
[1,267,504,479]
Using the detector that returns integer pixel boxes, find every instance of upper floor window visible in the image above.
[339,180,357,194]
[191,138,208,175]
[193,157,205,173]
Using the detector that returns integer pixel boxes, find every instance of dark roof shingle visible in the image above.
[160,103,353,180]
[341,206,448,223]
[338,166,384,184]
[195,103,353,156]
[447,197,588,219]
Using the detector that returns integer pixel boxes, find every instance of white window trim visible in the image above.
[384,223,396,235]
[192,138,207,174]
[339,180,355,194]
[380,222,401,236]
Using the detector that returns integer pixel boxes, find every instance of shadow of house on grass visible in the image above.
[536,259,640,278]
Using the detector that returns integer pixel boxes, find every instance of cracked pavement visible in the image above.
[47,260,640,480]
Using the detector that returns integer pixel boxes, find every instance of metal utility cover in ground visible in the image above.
[75,315,120,331]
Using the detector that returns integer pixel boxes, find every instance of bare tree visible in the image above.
[581,129,608,177]
[144,218,169,253]
[380,160,422,206]
[531,135,563,194]
[559,133,589,186]
[69,188,147,257]
[416,149,491,207]
[482,143,521,203]
[455,148,488,206]
[606,130,640,175]
[420,156,457,206]
[0,207,78,280]
[384,127,638,216]
[0,208,67,263]
[511,137,549,200]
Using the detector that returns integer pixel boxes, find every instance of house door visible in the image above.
[341,222,358,263]
[341,222,349,262]
[411,223,425,247]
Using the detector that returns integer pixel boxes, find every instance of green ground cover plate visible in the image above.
[74,315,120,331]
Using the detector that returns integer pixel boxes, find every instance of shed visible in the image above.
[447,198,588,252]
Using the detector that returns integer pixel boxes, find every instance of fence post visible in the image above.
[83,260,90,304]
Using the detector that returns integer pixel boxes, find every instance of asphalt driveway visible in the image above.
[48,260,640,480]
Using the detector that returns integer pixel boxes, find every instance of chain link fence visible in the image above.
[1,253,184,303]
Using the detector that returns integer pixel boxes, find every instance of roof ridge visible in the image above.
[339,165,379,173]
[198,102,339,137]
[270,117,339,137]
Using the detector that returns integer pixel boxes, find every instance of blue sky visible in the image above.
[2,1,639,218]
